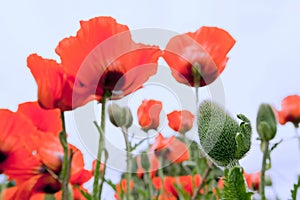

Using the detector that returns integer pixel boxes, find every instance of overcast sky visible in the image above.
[1,0,300,199]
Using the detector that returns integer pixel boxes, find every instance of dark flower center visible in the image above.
[100,70,125,91]
[0,151,7,163]
[43,181,61,193]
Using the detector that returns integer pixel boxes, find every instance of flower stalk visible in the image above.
[92,94,108,200]
[121,127,132,200]
[59,112,72,200]
[260,141,269,200]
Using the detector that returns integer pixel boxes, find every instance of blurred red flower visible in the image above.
[167,110,194,134]
[162,26,235,87]
[244,172,260,191]
[150,133,189,163]
[136,152,160,179]
[152,175,202,198]
[114,179,134,200]
[277,95,300,127]
[137,99,162,131]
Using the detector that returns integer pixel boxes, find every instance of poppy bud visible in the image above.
[256,104,277,141]
[108,103,133,128]
[198,100,252,167]
[141,151,151,171]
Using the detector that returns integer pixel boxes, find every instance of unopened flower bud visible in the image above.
[256,104,277,141]
[108,103,133,128]
[198,100,252,167]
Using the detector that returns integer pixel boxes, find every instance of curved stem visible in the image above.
[191,161,213,200]
[121,127,132,200]
[60,112,72,200]
[260,141,269,200]
[92,96,107,199]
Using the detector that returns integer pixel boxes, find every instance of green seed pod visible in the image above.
[108,103,133,128]
[256,103,277,141]
[198,100,252,167]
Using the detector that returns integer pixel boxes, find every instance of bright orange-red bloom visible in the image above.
[152,175,202,198]
[277,95,300,127]
[151,133,189,163]
[0,102,92,199]
[114,179,134,200]
[167,110,194,134]
[163,26,235,87]
[137,99,162,131]
[244,172,260,191]
[28,17,161,111]
[27,54,97,111]
[56,16,161,100]
[136,152,160,178]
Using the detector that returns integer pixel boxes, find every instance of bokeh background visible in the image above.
[1,0,300,199]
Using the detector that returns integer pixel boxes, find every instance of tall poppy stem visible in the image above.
[60,112,72,200]
[260,140,269,200]
[195,86,199,106]
[121,127,132,200]
[92,96,107,199]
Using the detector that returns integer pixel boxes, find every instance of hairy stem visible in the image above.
[122,127,132,200]
[60,112,72,200]
[260,141,269,200]
[92,96,107,199]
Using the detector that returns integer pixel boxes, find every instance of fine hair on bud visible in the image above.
[198,100,252,168]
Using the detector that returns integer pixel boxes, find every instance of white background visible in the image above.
[1,1,300,199]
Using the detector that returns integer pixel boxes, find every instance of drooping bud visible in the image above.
[256,103,277,141]
[108,103,133,128]
[198,100,252,167]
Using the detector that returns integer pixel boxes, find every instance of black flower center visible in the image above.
[0,151,7,163]
[100,70,125,91]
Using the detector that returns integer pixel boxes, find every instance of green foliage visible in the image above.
[223,166,253,200]
[256,103,277,141]
[198,100,252,167]
[291,176,300,200]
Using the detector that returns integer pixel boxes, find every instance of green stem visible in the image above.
[191,161,213,200]
[92,96,107,200]
[60,112,72,200]
[195,86,199,106]
[260,141,269,200]
[121,127,132,200]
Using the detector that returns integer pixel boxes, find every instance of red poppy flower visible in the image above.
[244,172,260,191]
[137,99,162,131]
[114,179,134,200]
[150,133,189,163]
[163,26,235,87]
[277,95,300,127]
[152,175,202,198]
[167,110,194,134]
[135,152,160,179]
[55,16,161,101]
[0,109,39,176]
[27,54,97,111]
[9,144,92,199]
